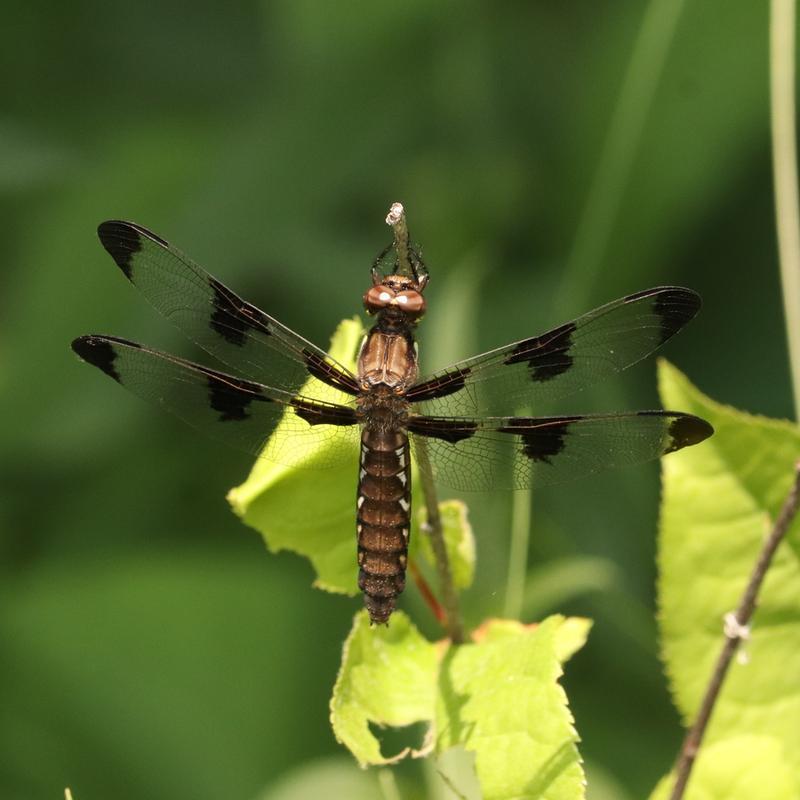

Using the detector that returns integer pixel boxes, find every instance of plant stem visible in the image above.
[771,0,800,422]
[668,463,800,800]
[386,201,411,273]
[409,558,447,626]
[415,439,465,644]
[505,404,533,620]
[378,767,402,800]
[556,0,685,315]
[503,488,532,620]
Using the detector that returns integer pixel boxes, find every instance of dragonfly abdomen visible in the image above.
[357,428,411,624]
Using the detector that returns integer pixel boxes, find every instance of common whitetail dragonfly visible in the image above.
[72,206,712,624]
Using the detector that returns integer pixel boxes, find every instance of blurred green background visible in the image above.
[0,2,792,798]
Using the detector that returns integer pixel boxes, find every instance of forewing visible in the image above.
[96,221,360,406]
[408,287,701,416]
[72,335,360,468]
[408,411,712,491]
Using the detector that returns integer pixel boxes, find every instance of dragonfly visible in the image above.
[72,204,712,624]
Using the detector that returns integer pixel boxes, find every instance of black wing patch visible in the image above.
[408,410,712,491]
[96,220,360,403]
[405,366,472,403]
[497,415,582,463]
[72,334,359,468]
[207,277,268,348]
[407,416,478,443]
[408,287,701,416]
[503,321,577,383]
[72,335,124,382]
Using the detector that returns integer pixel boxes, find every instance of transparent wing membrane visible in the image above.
[409,287,700,416]
[409,410,712,491]
[72,334,360,469]
[97,220,360,408]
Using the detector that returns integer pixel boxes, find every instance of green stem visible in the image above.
[378,768,402,800]
[556,0,685,314]
[771,0,800,421]
[503,490,532,620]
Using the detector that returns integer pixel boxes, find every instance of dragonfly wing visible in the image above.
[408,287,701,416]
[97,220,360,406]
[72,334,360,469]
[408,410,712,491]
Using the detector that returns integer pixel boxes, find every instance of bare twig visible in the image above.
[771,0,800,421]
[414,438,465,645]
[386,201,411,274]
[668,463,800,799]
[671,4,800,792]
[409,558,447,626]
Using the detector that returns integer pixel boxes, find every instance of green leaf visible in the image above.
[330,613,590,799]
[227,318,365,595]
[650,737,797,800]
[436,616,589,800]
[415,499,476,590]
[654,360,800,797]
[330,610,439,767]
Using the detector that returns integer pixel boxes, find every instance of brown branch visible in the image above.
[668,461,800,799]
[414,439,465,644]
[409,558,446,626]
[386,202,411,273]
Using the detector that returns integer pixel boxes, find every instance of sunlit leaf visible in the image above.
[227,318,364,595]
[653,360,800,797]
[331,613,590,799]
[436,616,589,800]
[330,611,438,767]
[415,499,476,590]
[650,737,797,800]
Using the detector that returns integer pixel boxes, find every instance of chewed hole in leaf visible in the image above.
[367,720,432,763]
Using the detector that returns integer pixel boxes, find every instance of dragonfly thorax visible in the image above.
[357,327,419,393]
[356,388,410,432]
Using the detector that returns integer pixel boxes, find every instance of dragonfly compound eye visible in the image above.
[363,285,395,314]
[394,290,425,319]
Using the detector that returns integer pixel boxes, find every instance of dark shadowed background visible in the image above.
[0,2,791,799]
